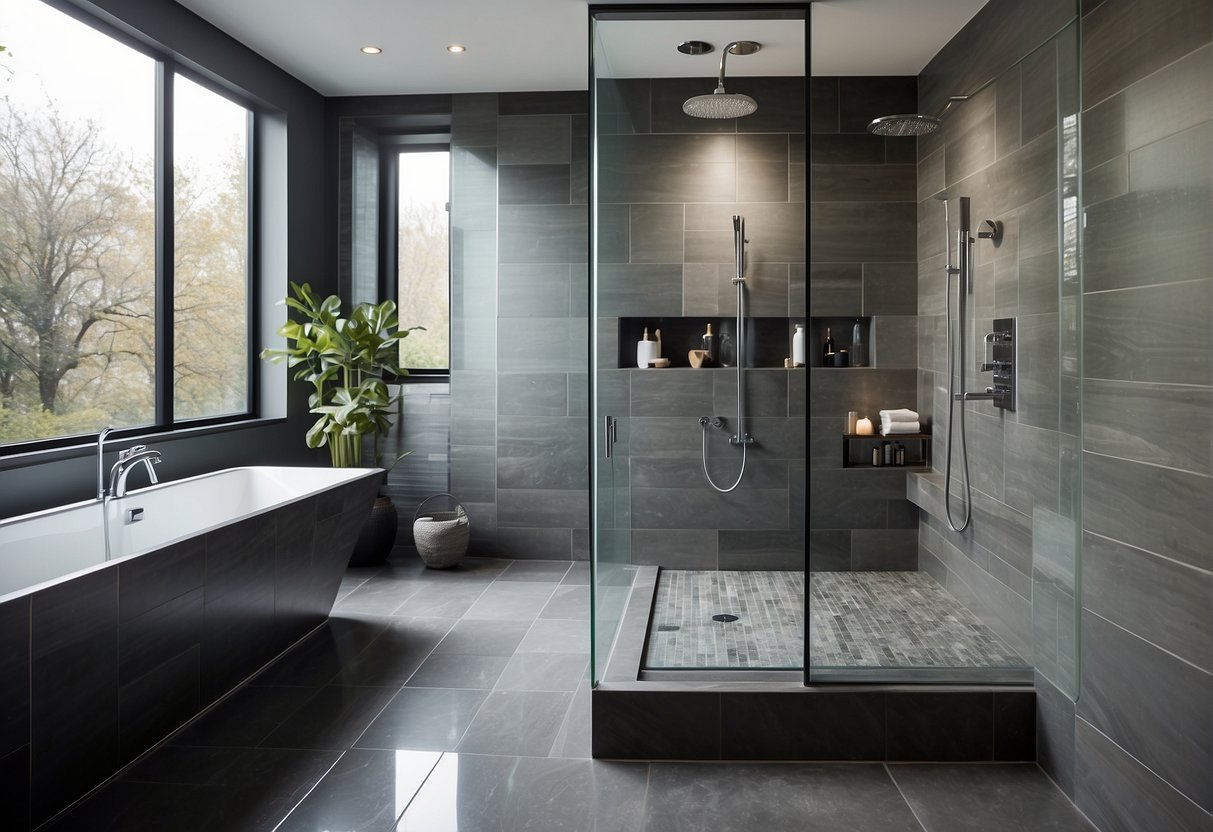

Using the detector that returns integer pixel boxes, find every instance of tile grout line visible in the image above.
[883,762,933,832]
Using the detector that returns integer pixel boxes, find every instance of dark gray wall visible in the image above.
[0,1,327,515]
[1071,0,1213,827]
[594,76,806,571]
[449,92,591,560]
[912,7,1078,671]
[808,76,921,571]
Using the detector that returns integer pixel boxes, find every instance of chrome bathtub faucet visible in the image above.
[108,445,162,499]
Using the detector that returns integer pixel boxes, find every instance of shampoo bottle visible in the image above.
[792,325,805,367]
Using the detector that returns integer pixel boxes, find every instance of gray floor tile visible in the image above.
[260,686,397,751]
[539,584,590,620]
[406,653,510,689]
[169,685,315,748]
[494,652,588,692]
[549,682,592,760]
[562,561,591,585]
[498,560,573,582]
[643,762,923,831]
[396,754,648,832]
[887,763,1096,832]
[332,577,420,615]
[463,581,557,620]
[355,687,488,751]
[276,748,440,832]
[432,618,533,656]
[326,619,456,687]
[390,584,487,618]
[456,690,573,756]
[518,618,590,654]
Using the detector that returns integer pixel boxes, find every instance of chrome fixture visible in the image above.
[97,426,114,501]
[682,40,760,119]
[677,40,713,56]
[941,196,1010,532]
[108,445,161,499]
[700,215,753,493]
[867,94,970,136]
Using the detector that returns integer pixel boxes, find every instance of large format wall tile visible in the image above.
[1078,611,1213,812]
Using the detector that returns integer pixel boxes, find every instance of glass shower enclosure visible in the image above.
[590,6,808,684]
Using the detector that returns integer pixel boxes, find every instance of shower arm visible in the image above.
[714,42,744,92]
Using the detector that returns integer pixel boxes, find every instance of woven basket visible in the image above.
[413,493,470,569]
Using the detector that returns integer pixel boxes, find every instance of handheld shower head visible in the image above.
[682,40,760,119]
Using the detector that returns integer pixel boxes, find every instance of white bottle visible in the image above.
[792,325,805,367]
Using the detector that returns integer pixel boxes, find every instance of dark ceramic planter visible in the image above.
[349,495,398,566]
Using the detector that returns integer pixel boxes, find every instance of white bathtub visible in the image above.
[0,465,379,600]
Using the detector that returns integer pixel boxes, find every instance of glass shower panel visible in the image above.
[807,15,1079,684]
[591,11,807,683]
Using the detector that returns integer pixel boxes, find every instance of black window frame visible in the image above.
[0,0,261,457]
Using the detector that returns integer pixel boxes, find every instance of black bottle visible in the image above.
[822,327,835,364]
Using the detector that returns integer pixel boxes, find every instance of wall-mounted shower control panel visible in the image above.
[981,317,1016,411]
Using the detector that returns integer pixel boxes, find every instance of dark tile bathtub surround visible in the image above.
[809,76,920,571]
[1,471,380,828]
[596,76,806,570]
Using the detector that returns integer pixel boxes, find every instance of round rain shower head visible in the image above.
[867,113,942,137]
[683,90,759,119]
[682,39,761,120]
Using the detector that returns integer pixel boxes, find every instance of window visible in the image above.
[0,0,254,450]
[396,150,449,371]
[173,74,251,419]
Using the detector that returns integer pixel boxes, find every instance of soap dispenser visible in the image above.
[637,327,658,368]
[702,323,717,364]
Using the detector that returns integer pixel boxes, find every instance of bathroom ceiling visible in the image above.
[174,0,990,96]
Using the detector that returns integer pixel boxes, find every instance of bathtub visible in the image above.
[0,465,383,828]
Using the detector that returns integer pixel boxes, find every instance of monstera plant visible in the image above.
[261,281,419,468]
[261,282,421,564]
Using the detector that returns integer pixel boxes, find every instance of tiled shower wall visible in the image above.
[595,76,806,570]
[910,0,1078,666]
[807,76,921,571]
[1070,0,1213,827]
[449,92,591,559]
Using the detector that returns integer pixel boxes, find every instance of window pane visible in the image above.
[173,74,249,419]
[397,151,450,370]
[0,0,156,444]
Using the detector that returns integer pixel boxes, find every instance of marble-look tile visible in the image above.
[598,133,735,203]
[355,687,488,752]
[630,370,712,416]
[1078,610,1213,808]
[260,685,397,751]
[721,693,884,760]
[117,536,205,622]
[1075,717,1213,832]
[497,416,587,490]
[888,764,1094,832]
[717,530,804,571]
[497,263,570,319]
[644,762,922,831]
[629,203,684,263]
[496,489,588,530]
[396,754,647,832]
[592,691,720,759]
[433,618,531,656]
[810,264,861,317]
[497,115,570,165]
[810,77,839,133]
[494,652,587,692]
[838,76,917,133]
[812,164,916,202]
[598,262,684,317]
[405,653,509,690]
[1083,378,1213,475]
[539,585,589,620]
[498,204,587,264]
[517,618,588,654]
[1082,451,1213,572]
[498,164,570,205]
[1083,531,1212,673]
[462,581,556,620]
[455,690,572,756]
[1081,0,1211,108]
[276,748,440,832]
[863,262,917,316]
[0,599,30,760]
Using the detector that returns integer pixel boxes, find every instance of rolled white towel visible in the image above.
[879,408,919,422]
[880,421,921,435]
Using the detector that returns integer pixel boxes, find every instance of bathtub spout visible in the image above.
[109,446,162,498]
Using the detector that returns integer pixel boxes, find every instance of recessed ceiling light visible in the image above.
[446,44,467,54]
[360,45,382,55]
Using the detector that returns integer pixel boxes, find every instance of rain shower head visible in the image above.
[866,95,970,137]
[868,113,942,137]
[682,40,760,119]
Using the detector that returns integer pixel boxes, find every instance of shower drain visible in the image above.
[712,613,740,623]
[656,624,681,632]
